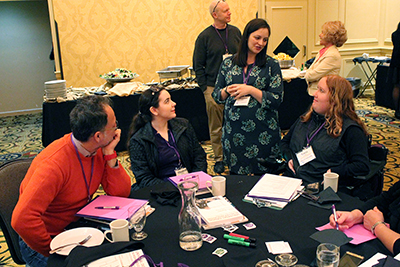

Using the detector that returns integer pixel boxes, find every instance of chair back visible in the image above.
[0,158,33,264]
[352,143,389,201]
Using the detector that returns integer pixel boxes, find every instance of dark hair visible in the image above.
[233,18,271,67]
[70,95,112,142]
[127,87,164,144]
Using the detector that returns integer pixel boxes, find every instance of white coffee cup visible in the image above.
[323,172,339,193]
[104,219,130,242]
[206,176,226,196]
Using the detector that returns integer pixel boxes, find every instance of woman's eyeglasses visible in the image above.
[212,0,225,13]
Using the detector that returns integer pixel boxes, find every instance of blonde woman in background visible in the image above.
[305,21,348,95]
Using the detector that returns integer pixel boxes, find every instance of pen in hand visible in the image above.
[94,206,120,210]
[332,204,339,230]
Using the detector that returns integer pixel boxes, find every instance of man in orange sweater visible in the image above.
[12,95,131,267]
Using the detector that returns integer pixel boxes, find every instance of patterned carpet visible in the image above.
[0,93,399,266]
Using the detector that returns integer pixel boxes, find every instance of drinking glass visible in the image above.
[275,254,298,267]
[316,243,340,267]
[128,205,148,240]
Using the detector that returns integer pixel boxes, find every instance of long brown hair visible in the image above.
[301,75,368,137]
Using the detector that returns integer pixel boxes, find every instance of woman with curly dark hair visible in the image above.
[280,75,370,188]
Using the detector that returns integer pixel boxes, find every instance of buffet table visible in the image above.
[42,87,210,152]
[47,175,391,267]
[42,79,311,151]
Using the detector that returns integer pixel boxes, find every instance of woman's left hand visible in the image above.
[228,84,254,100]
[363,206,385,231]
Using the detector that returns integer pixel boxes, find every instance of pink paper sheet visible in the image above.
[316,223,376,245]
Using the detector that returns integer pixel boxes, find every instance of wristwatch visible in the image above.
[224,87,230,95]
[371,221,387,235]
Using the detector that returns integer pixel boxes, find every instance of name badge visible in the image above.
[175,167,188,176]
[223,53,232,60]
[234,96,250,106]
[296,146,316,166]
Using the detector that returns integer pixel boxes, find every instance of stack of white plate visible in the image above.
[44,80,67,99]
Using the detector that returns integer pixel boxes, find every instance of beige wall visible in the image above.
[52,0,258,87]
[260,0,399,83]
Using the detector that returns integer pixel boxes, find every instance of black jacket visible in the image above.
[129,118,207,190]
[280,112,370,185]
[360,180,400,255]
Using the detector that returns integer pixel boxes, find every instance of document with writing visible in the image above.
[197,196,248,229]
[247,174,302,201]
[85,249,149,267]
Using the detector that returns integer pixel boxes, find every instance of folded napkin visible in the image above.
[281,67,301,81]
[63,241,144,267]
[373,256,400,267]
[150,183,180,206]
[310,229,352,247]
[108,82,143,96]
[308,187,341,209]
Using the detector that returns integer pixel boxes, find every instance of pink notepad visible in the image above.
[316,223,378,245]
[76,195,148,221]
[168,171,212,191]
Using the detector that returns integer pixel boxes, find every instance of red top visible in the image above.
[12,133,131,256]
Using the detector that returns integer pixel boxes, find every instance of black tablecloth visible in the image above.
[376,65,395,109]
[278,78,312,130]
[42,80,311,151]
[42,88,210,152]
[47,175,391,267]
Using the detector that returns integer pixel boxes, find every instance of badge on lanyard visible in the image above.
[234,96,250,106]
[175,167,188,176]
[223,53,232,60]
[296,146,316,166]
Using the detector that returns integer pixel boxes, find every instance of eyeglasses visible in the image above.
[103,120,119,132]
[212,0,225,13]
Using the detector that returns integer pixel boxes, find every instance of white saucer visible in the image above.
[50,227,104,256]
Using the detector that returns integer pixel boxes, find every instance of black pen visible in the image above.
[94,206,120,210]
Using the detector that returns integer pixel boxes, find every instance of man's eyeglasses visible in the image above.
[212,0,225,13]
[103,120,119,132]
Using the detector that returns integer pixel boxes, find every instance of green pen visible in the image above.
[227,239,256,248]
[223,234,250,242]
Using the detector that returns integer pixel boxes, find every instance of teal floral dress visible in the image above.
[212,55,283,175]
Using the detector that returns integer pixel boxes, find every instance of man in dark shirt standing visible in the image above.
[193,0,241,174]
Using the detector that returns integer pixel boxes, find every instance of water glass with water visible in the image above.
[316,243,340,267]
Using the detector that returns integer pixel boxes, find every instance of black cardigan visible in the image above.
[360,180,400,254]
[129,118,207,190]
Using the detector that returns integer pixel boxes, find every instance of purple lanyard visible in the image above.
[71,135,94,203]
[306,121,326,147]
[243,64,255,85]
[163,130,182,167]
[213,24,229,54]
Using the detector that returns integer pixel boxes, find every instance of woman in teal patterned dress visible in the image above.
[212,18,283,175]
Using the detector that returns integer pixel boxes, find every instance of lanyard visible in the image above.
[71,135,94,203]
[162,130,182,167]
[243,64,255,85]
[306,121,326,147]
[213,24,229,54]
